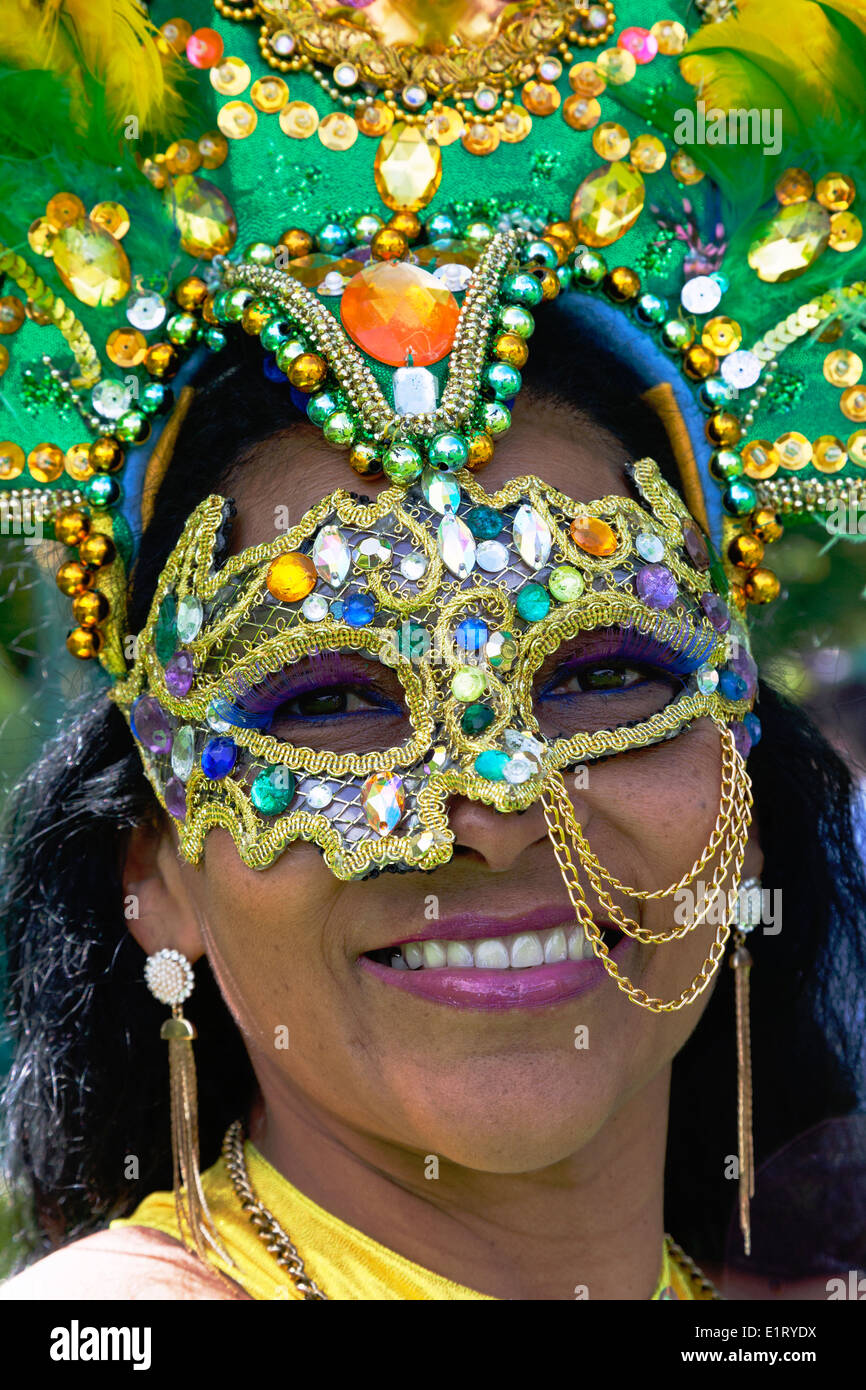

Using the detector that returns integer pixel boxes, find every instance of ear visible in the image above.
[123,820,205,963]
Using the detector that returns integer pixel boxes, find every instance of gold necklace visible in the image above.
[222,1120,722,1301]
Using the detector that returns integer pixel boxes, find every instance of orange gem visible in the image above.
[570,515,618,556]
[340,261,459,367]
[267,552,317,602]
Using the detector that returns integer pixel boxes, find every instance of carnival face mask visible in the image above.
[115,456,755,889]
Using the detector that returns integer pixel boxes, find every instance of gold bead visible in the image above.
[466,432,494,470]
[278,227,313,258]
[89,435,124,474]
[538,267,560,300]
[175,275,209,310]
[288,352,328,391]
[56,561,93,596]
[349,441,383,476]
[241,300,273,336]
[73,589,109,628]
[79,533,116,568]
[145,342,180,379]
[540,235,569,266]
[706,411,741,446]
[371,227,408,261]
[603,265,641,301]
[66,625,104,659]
[493,332,529,368]
[54,507,90,546]
[0,296,26,334]
[744,568,780,604]
[683,344,720,381]
[728,534,764,568]
[546,221,577,253]
[752,508,783,543]
[387,211,421,241]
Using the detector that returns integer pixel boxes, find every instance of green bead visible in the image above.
[427,432,468,472]
[574,251,606,286]
[722,479,757,517]
[635,293,667,325]
[166,312,198,347]
[260,317,292,352]
[465,220,494,248]
[155,592,177,665]
[661,319,693,351]
[275,337,309,374]
[516,582,551,622]
[701,377,734,409]
[451,667,487,702]
[317,221,351,254]
[383,440,424,483]
[484,362,522,400]
[323,409,357,448]
[502,271,543,307]
[140,381,173,415]
[116,410,151,444]
[242,241,275,265]
[480,401,511,436]
[497,303,534,338]
[474,749,509,781]
[85,474,120,509]
[548,565,585,602]
[204,326,227,352]
[461,702,495,735]
[556,264,573,290]
[709,450,744,483]
[352,213,383,243]
[250,765,295,815]
[426,212,457,239]
[223,287,254,322]
[211,290,232,322]
[307,390,342,426]
[524,239,559,269]
[465,505,502,540]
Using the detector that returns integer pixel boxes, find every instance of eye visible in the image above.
[274,684,400,721]
[548,664,648,694]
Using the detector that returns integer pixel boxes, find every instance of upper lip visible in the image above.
[366,903,618,951]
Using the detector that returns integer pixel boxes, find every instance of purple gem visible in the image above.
[682,521,710,571]
[730,721,752,759]
[728,647,759,701]
[635,563,677,610]
[164,649,194,697]
[700,592,731,633]
[164,776,187,821]
[131,695,173,756]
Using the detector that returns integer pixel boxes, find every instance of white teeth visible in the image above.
[393,925,604,970]
[510,933,544,968]
[543,927,568,964]
[474,939,511,969]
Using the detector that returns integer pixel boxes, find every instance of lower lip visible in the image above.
[358,936,634,1011]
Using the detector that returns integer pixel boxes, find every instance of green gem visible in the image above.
[516,582,550,622]
[260,317,292,352]
[451,667,487,702]
[548,565,585,602]
[498,304,535,338]
[307,390,342,426]
[223,287,254,322]
[116,409,151,444]
[484,362,522,400]
[275,337,309,374]
[166,312,198,347]
[251,765,295,815]
[461,702,494,734]
[242,241,275,265]
[466,505,502,540]
[480,401,511,436]
[155,592,177,665]
[85,474,120,508]
[323,410,357,447]
[502,272,543,307]
[474,749,509,781]
[383,440,423,483]
[204,326,227,352]
[140,382,173,415]
[709,450,743,483]
[427,432,468,472]
[574,252,607,286]
[394,622,430,661]
[722,479,757,517]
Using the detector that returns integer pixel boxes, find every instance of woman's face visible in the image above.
[131,393,762,1173]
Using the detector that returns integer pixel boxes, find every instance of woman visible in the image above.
[1,315,864,1300]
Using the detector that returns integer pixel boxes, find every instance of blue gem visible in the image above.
[201,736,238,780]
[474,750,510,781]
[465,505,503,540]
[262,353,286,383]
[743,712,762,745]
[719,670,748,701]
[343,591,376,627]
[330,599,345,619]
[455,616,488,654]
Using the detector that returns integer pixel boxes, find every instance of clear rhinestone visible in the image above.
[476,539,509,572]
[422,468,460,514]
[302,593,328,621]
[512,504,552,569]
[697,664,720,694]
[635,530,665,562]
[176,594,203,642]
[306,783,333,809]
[433,263,473,291]
[171,725,196,782]
[206,701,232,733]
[354,535,393,569]
[400,551,427,580]
[503,753,536,784]
[91,379,133,419]
[503,728,546,766]
[312,524,351,586]
[393,365,439,415]
[437,512,476,577]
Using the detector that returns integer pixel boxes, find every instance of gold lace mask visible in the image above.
[113,456,755,885]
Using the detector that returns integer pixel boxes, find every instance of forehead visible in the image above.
[225,391,635,553]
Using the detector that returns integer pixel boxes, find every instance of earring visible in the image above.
[144,948,231,1265]
[730,877,760,1257]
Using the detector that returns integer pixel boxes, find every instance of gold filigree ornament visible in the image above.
[114,456,753,960]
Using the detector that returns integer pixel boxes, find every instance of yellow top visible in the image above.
[112,1141,709,1301]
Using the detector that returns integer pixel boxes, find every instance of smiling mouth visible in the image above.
[364,924,623,971]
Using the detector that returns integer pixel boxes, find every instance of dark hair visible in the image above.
[2,303,865,1277]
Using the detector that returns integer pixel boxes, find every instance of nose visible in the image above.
[446,790,559,872]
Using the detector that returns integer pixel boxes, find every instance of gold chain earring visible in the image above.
[144,948,232,1266]
[730,877,760,1257]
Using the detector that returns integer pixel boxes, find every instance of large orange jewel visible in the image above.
[570,515,618,556]
[340,261,459,367]
[267,552,317,602]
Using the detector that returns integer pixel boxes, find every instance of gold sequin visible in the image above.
[650,19,687,54]
[0,442,24,481]
[629,134,666,173]
[46,192,85,227]
[318,112,358,151]
[829,211,862,252]
[701,316,742,356]
[569,61,605,96]
[592,122,630,161]
[425,106,465,146]
[164,139,202,176]
[210,57,251,96]
[251,76,289,113]
[462,120,500,155]
[823,349,862,386]
[848,428,866,465]
[815,172,856,211]
[521,81,560,115]
[279,101,319,139]
[218,101,258,140]
[497,105,532,142]
[65,442,93,481]
[27,217,58,257]
[840,386,866,422]
[812,435,847,473]
[670,150,705,185]
[774,431,812,470]
[742,441,779,479]
[595,48,637,85]
[28,443,64,483]
[563,95,600,131]
[356,100,394,138]
[198,131,229,168]
[106,327,147,367]
[774,167,813,204]
[90,201,131,238]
